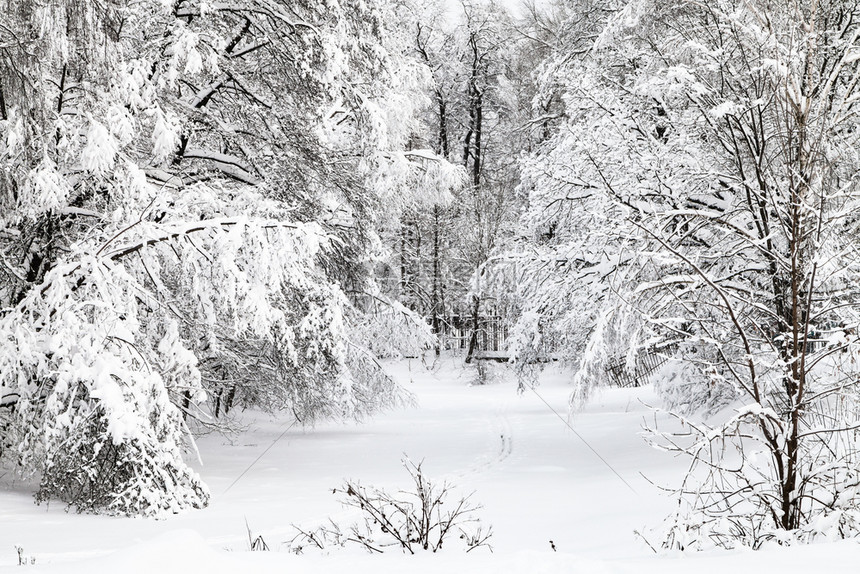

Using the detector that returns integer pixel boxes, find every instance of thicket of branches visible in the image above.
[289,459,493,554]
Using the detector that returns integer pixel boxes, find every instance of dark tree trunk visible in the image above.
[465,295,480,363]
[432,206,442,356]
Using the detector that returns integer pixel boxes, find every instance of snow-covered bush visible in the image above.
[348,298,436,360]
[290,459,493,554]
[651,353,737,417]
[1,258,209,515]
[654,390,860,550]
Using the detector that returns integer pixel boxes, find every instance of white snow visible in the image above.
[2,355,859,572]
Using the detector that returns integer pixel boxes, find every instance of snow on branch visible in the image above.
[182,148,260,185]
[174,1,319,34]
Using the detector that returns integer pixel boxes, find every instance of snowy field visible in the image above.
[1,355,858,572]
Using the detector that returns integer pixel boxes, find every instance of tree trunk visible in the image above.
[465,295,480,363]
[432,206,442,356]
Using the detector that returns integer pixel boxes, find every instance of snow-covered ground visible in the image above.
[1,355,858,572]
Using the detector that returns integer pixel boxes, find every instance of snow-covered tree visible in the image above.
[0,0,446,515]
[497,0,623,373]
[510,0,860,547]
[384,0,526,359]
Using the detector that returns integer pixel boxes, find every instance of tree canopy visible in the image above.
[0,0,447,515]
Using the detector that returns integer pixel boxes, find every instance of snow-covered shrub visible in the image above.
[651,353,737,417]
[348,298,436,359]
[290,459,493,554]
[1,260,208,516]
[34,399,208,516]
[653,390,860,550]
